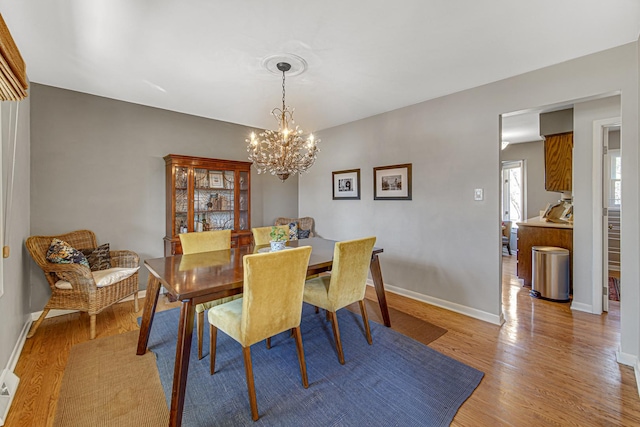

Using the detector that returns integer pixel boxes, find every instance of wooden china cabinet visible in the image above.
[164,154,252,255]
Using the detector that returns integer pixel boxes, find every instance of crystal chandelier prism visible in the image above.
[247,62,320,182]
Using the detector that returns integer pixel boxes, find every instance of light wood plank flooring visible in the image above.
[6,256,640,426]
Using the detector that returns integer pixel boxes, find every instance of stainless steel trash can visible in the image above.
[530,246,570,302]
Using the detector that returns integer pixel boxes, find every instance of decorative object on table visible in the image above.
[269,225,287,251]
[251,225,289,247]
[209,171,224,188]
[373,163,412,200]
[26,230,140,340]
[332,169,361,200]
[246,57,320,182]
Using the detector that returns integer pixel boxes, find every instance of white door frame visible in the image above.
[591,117,621,314]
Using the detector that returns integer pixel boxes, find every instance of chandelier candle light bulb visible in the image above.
[246,61,320,182]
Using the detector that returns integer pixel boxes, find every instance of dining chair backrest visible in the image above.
[251,225,289,246]
[502,221,512,238]
[327,237,376,310]
[240,246,312,346]
[179,229,231,255]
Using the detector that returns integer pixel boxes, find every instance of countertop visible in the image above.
[516,216,573,229]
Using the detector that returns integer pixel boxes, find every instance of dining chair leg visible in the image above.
[266,337,271,349]
[292,326,309,388]
[315,306,319,314]
[359,300,373,345]
[328,311,345,365]
[197,311,205,360]
[209,325,217,375]
[242,346,259,421]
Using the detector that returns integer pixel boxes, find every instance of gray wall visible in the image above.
[0,93,31,370]
[540,108,573,135]
[572,96,621,310]
[501,140,562,219]
[300,42,639,359]
[29,84,298,310]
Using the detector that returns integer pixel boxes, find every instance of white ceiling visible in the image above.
[2,1,639,132]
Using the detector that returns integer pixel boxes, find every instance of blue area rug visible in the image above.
[146,304,484,426]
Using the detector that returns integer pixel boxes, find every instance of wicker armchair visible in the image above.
[25,230,140,339]
[274,217,315,238]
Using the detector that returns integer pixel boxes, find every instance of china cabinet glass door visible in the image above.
[193,168,235,232]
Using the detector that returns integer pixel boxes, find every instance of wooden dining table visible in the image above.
[136,237,389,427]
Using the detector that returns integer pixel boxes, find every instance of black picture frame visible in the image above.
[332,169,361,200]
[373,163,412,200]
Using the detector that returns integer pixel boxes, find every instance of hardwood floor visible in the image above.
[6,257,640,426]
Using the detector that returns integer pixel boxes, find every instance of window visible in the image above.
[608,150,621,207]
[502,160,524,225]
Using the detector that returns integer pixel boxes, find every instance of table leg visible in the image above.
[370,254,391,327]
[137,275,161,355]
[169,300,195,427]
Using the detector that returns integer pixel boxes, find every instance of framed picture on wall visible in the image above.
[374,163,412,200]
[332,169,360,200]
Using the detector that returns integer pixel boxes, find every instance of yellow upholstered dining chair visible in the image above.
[251,225,289,247]
[303,236,376,364]
[179,229,240,360]
[208,246,312,421]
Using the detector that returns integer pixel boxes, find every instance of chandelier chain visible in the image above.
[281,69,286,113]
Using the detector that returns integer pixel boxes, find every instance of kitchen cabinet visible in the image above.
[544,132,573,192]
[163,154,252,255]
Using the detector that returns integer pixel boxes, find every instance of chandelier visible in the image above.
[247,62,320,182]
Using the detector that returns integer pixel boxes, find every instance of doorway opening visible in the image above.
[602,125,621,312]
[501,160,524,255]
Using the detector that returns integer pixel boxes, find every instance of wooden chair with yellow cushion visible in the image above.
[303,236,376,364]
[178,229,241,360]
[208,246,313,421]
[251,225,289,247]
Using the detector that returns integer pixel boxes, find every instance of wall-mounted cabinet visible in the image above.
[544,132,573,192]
[164,154,252,255]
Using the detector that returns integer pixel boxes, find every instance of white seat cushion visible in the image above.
[55,267,140,290]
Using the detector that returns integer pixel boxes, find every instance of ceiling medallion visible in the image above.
[247,57,319,182]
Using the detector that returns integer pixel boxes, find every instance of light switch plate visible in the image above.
[474,188,484,201]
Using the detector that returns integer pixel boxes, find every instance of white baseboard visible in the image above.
[617,346,640,398]
[636,359,640,398]
[367,281,504,325]
[617,346,638,367]
[0,319,29,426]
[570,301,594,313]
[30,290,148,321]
